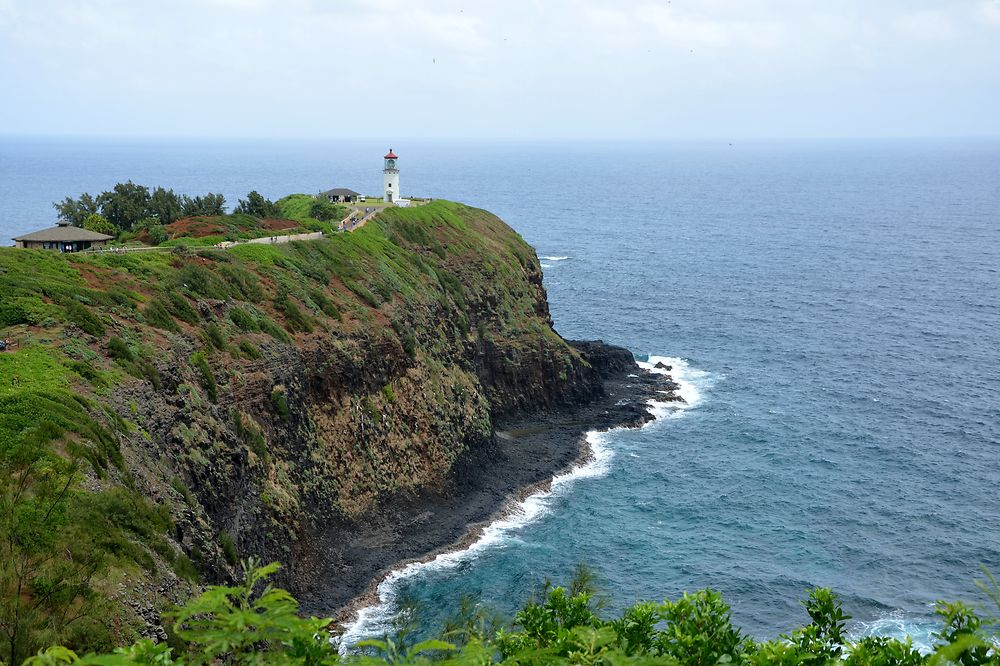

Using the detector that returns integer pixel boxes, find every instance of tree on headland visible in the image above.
[309,200,344,222]
[95,182,151,232]
[181,192,226,217]
[81,214,116,237]
[234,191,280,219]
[53,186,229,235]
[52,194,99,227]
[147,187,183,227]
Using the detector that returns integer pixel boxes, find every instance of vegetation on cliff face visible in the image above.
[21,562,1000,666]
[0,201,602,660]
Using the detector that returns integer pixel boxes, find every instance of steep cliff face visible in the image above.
[0,201,628,650]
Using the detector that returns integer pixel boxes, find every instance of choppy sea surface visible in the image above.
[2,137,999,649]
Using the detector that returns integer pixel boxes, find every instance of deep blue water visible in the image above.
[2,137,999,647]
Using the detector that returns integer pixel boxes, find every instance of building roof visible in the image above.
[13,223,114,243]
[384,148,398,159]
[320,187,360,197]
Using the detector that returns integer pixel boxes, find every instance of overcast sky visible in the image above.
[1,0,998,140]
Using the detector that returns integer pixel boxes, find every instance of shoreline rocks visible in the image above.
[295,342,682,623]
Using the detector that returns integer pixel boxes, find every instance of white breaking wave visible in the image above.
[337,354,710,653]
[847,611,940,655]
[636,356,710,421]
[540,263,552,268]
[337,432,614,653]
[541,256,569,261]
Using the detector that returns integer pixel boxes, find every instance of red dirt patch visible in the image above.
[259,218,300,231]
[153,216,300,240]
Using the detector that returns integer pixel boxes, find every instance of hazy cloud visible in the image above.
[0,0,996,139]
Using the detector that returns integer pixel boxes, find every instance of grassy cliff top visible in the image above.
[0,200,572,659]
[1,198,550,471]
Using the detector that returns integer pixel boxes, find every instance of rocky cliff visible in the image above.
[0,201,645,652]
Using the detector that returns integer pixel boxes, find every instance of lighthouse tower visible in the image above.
[383,148,399,203]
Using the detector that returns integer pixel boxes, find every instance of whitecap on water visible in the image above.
[636,355,713,421]
[847,611,940,655]
[541,256,570,261]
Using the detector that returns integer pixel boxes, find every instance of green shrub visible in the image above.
[176,263,229,300]
[65,301,105,337]
[243,423,267,459]
[144,298,179,332]
[437,269,466,310]
[373,280,394,303]
[219,531,238,567]
[170,476,194,506]
[136,357,162,390]
[238,339,261,359]
[204,321,226,350]
[232,410,267,459]
[0,301,29,327]
[190,351,217,402]
[402,332,417,358]
[308,288,341,320]
[147,224,168,245]
[107,337,135,363]
[172,554,199,583]
[259,317,291,343]
[0,296,60,328]
[229,306,259,332]
[345,279,381,308]
[67,360,105,386]
[383,384,396,403]
[108,338,160,389]
[218,266,265,302]
[308,200,345,221]
[166,291,200,324]
[270,388,288,422]
[273,292,314,333]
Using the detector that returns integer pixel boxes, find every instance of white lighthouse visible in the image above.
[383,148,399,203]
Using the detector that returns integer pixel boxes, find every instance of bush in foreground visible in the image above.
[17,562,1000,666]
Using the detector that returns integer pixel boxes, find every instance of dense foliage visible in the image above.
[17,562,1000,666]
[81,214,116,236]
[0,345,176,662]
[234,191,281,219]
[309,201,345,222]
[53,184,228,232]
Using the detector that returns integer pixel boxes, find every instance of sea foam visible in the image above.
[637,355,710,420]
[337,431,616,652]
[846,610,940,655]
[541,255,570,261]
[338,354,709,653]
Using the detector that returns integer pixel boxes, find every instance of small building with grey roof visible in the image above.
[320,187,360,203]
[13,221,114,252]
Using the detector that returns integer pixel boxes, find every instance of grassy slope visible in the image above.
[0,201,575,656]
[275,193,348,234]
